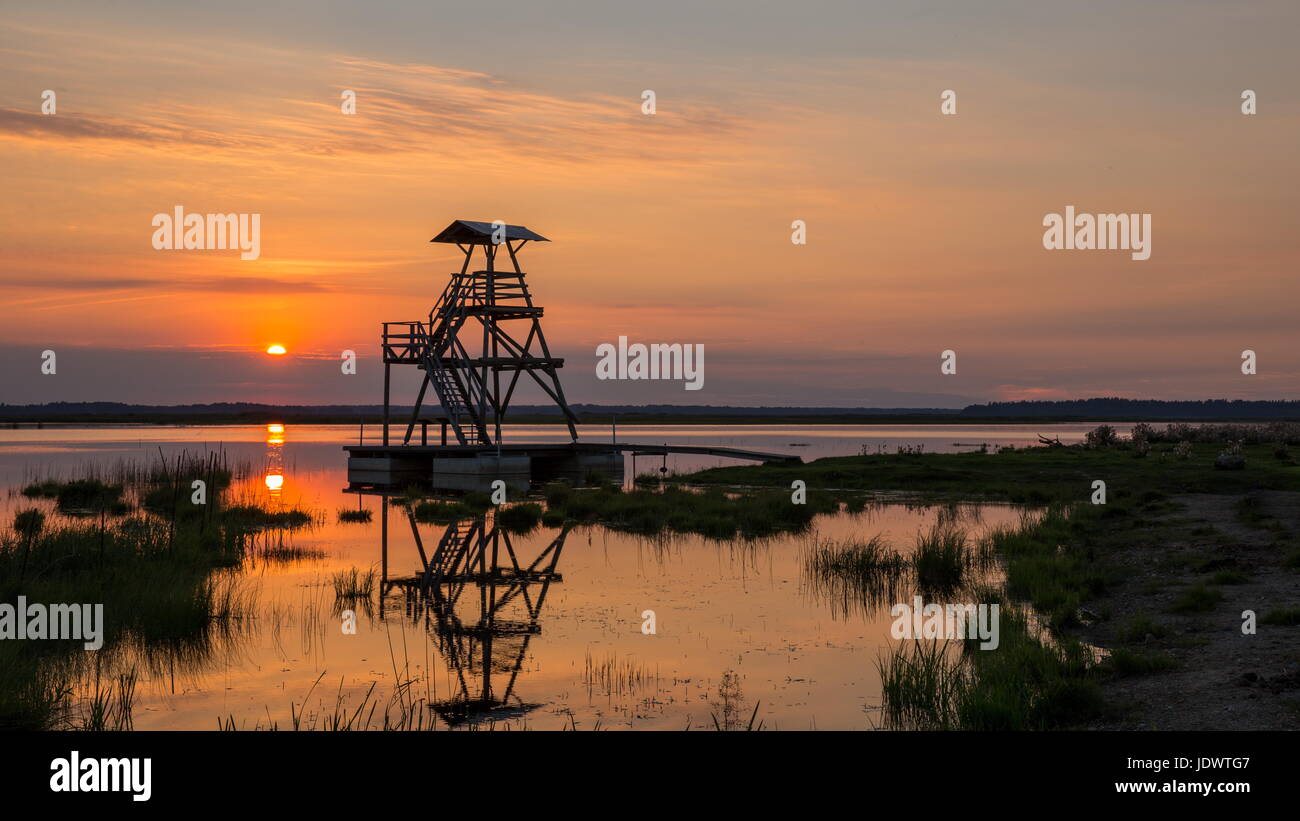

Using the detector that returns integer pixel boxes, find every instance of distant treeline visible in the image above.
[0,401,953,419]
[4,399,1300,424]
[961,399,1300,419]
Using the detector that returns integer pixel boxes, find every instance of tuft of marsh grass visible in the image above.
[541,510,566,528]
[583,651,658,698]
[1118,611,1170,643]
[332,567,376,604]
[1106,648,1179,677]
[875,609,1104,731]
[806,534,907,580]
[1282,545,1300,570]
[1235,493,1270,527]
[21,479,63,499]
[547,484,836,540]
[222,505,314,532]
[497,502,543,533]
[982,505,1108,630]
[1170,583,1223,614]
[74,671,138,731]
[876,640,967,730]
[911,524,970,593]
[802,535,908,617]
[20,478,133,516]
[0,452,306,728]
[337,508,373,523]
[1210,569,1249,585]
[412,500,474,524]
[1260,608,1300,626]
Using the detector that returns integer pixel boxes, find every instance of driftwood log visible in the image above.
[1037,434,1064,447]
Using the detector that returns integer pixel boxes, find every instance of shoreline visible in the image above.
[678,435,1300,729]
[4,414,1300,428]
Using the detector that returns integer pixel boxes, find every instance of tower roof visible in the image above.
[430,220,550,245]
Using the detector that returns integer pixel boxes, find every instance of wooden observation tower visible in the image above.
[346,221,795,491]
[380,220,581,447]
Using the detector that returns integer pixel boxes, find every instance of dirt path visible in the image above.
[1081,491,1300,730]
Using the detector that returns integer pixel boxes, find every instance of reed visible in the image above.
[583,650,657,698]
[875,609,1104,731]
[0,452,307,728]
[911,523,970,594]
[497,502,543,533]
[332,567,376,604]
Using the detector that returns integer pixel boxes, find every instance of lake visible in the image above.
[0,423,1117,730]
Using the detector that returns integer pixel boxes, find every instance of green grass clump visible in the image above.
[806,535,907,580]
[332,567,376,604]
[222,505,313,531]
[54,479,129,515]
[546,484,836,539]
[497,503,543,533]
[1282,545,1300,570]
[21,480,62,499]
[1170,583,1223,614]
[412,500,474,524]
[1106,648,1179,677]
[13,509,46,540]
[0,516,255,728]
[541,510,566,528]
[985,506,1109,629]
[1210,569,1249,585]
[877,611,1104,731]
[912,524,969,593]
[679,440,1300,505]
[1260,608,1300,626]
[803,536,908,616]
[542,482,572,508]
[0,453,308,729]
[1118,612,1170,643]
[1235,493,1270,527]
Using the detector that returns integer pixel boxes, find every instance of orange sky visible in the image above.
[2,3,1298,406]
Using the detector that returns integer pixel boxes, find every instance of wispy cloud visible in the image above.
[0,43,760,171]
[0,275,334,293]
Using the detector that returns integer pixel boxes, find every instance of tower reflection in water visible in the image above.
[375,500,569,726]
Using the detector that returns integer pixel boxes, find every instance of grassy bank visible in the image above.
[682,439,1300,505]
[1,454,316,729]
[539,481,840,540]
[779,425,1300,729]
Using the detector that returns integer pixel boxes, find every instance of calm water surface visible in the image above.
[0,423,1101,729]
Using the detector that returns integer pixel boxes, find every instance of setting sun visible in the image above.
[265,344,287,356]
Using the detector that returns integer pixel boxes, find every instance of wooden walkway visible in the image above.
[344,441,801,465]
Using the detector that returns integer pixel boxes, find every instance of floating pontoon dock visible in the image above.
[345,441,800,491]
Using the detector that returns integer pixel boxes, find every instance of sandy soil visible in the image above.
[1081,491,1300,730]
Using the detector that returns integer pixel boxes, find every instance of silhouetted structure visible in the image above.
[344,222,797,491]
[380,220,579,447]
